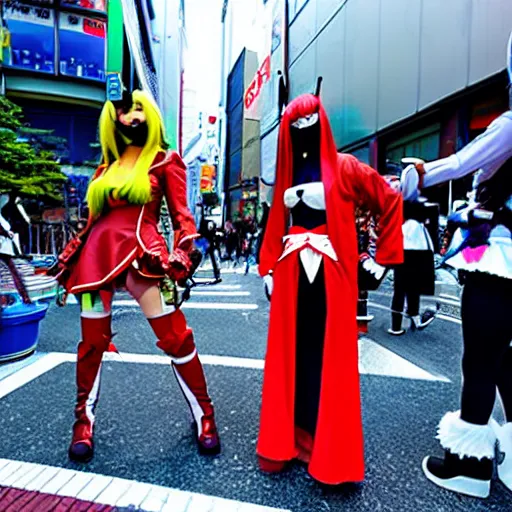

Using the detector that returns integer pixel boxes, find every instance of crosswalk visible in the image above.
[0,274,452,511]
[0,459,289,512]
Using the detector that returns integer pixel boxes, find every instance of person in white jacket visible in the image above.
[388,174,437,335]
[400,32,512,499]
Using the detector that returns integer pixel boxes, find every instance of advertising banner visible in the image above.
[3,2,54,27]
[200,164,217,194]
[244,55,271,121]
[3,2,55,73]
[259,0,286,186]
[60,13,106,38]
[59,12,106,81]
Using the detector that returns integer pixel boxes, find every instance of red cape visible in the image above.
[258,94,403,484]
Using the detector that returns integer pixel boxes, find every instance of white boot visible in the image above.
[493,421,512,492]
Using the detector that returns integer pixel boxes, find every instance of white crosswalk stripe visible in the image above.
[0,458,291,512]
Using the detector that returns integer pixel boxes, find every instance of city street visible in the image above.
[0,267,510,511]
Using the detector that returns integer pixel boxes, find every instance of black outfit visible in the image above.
[199,217,221,280]
[391,200,435,331]
[290,122,327,436]
[460,271,512,424]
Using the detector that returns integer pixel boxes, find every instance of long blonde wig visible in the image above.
[86,90,169,216]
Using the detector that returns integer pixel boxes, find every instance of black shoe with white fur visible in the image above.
[423,411,497,498]
[422,450,493,498]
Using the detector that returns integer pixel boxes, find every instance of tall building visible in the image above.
[0,0,185,185]
[1,1,113,173]
[219,0,266,220]
[0,0,185,253]
[286,0,512,212]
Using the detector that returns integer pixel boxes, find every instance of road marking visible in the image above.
[42,352,266,370]
[0,458,291,512]
[197,284,242,290]
[0,338,448,403]
[191,291,251,297]
[359,338,449,382]
[437,314,462,325]
[0,353,67,400]
[368,301,461,325]
[371,290,459,307]
[49,348,445,380]
[112,299,259,310]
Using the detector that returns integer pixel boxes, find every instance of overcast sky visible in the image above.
[184,0,224,114]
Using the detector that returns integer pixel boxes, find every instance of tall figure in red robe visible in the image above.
[257,94,404,485]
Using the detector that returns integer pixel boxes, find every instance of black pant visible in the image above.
[391,281,420,331]
[460,272,512,425]
[206,244,220,280]
[295,262,326,436]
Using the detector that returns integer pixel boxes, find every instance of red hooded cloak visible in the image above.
[257,94,404,484]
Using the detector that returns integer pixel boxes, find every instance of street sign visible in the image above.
[106,72,122,102]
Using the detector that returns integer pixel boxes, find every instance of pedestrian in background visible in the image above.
[388,175,437,335]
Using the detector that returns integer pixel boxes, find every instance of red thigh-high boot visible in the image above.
[69,314,113,463]
[148,310,220,455]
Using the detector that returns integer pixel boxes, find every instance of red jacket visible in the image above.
[57,151,198,290]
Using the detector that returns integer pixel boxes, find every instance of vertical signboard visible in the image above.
[106,0,123,99]
[259,0,286,187]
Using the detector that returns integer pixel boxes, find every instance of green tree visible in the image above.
[0,96,67,202]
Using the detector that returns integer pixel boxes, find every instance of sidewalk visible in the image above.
[0,485,115,511]
[0,457,288,512]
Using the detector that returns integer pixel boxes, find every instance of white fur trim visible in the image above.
[436,411,496,460]
[170,348,197,365]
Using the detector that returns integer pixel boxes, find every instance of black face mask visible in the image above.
[116,120,149,147]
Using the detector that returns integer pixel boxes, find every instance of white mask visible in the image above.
[291,113,319,130]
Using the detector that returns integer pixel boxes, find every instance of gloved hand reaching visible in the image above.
[360,253,386,281]
[168,248,192,283]
[263,274,273,301]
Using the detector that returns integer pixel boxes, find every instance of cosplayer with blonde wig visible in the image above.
[56,89,220,463]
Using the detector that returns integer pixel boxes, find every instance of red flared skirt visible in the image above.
[64,205,151,294]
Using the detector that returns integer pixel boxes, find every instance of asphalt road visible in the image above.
[0,266,510,511]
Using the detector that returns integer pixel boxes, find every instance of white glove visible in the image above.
[263,274,273,299]
[362,257,386,281]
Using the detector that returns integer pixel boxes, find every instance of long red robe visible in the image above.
[258,94,404,485]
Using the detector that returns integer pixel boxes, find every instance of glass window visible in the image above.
[2,1,56,74]
[59,12,106,82]
[289,0,309,22]
[61,1,106,13]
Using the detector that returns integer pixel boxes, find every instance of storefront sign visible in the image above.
[62,1,106,12]
[3,2,54,27]
[42,208,67,224]
[60,13,106,38]
[244,55,271,120]
[200,164,216,194]
[59,12,106,81]
[107,73,123,101]
[3,2,55,73]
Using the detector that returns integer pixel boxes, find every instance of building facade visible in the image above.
[0,0,184,253]
[223,48,260,220]
[287,0,512,212]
